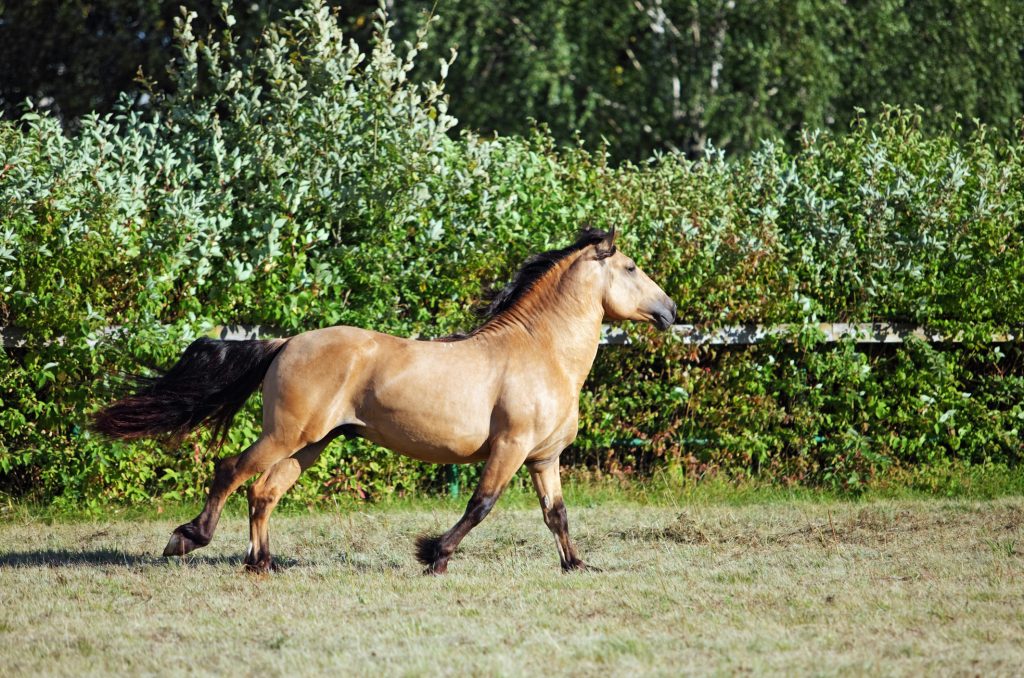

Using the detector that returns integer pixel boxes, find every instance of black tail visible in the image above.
[92,338,288,447]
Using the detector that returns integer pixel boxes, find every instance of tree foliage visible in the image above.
[404,0,1024,159]
[2,1,1022,159]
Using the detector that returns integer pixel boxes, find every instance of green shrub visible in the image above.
[2,1,1022,507]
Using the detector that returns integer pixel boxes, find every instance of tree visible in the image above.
[2,0,1021,158]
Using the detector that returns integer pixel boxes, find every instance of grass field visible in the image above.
[1,494,1022,676]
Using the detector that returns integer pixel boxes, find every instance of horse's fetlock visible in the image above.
[178,521,211,547]
[414,534,448,566]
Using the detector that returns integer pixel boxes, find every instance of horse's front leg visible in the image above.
[414,439,528,574]
[528,459,591,572]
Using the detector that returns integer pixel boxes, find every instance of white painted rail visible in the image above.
[3,323,1019,348]
[605,322,1019,346]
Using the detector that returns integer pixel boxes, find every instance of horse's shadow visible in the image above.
[0,548,269,569]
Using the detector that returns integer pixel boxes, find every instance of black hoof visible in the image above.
[244,558,280,575]
[562,558,599,573]
[162,523,210,557]
[423,558,450,575]
[162,533,189,558]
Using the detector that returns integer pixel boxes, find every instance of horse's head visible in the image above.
[586,229,676,330]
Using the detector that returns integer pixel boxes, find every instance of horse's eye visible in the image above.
[626,264,637,273]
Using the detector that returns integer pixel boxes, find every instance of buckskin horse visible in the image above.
[93,228,676,573]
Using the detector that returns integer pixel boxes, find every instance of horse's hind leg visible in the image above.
[528,460,589,571]
[244,457,302,573]
[415,440,528,574]
[163,435,303,558]
[244,432,341,573]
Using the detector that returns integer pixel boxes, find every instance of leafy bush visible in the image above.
[2,1,1023,507]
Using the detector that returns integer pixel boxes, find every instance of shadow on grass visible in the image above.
[0,548,411,573]
[0,548,272,569]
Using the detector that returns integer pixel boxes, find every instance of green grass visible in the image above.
[5,461,1023,523]
[2,495,1023,675]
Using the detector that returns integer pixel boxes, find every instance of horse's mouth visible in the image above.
[652,311,673,331]
[649,299,677,331]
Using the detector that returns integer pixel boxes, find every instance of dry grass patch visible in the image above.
[1,498,1022,676]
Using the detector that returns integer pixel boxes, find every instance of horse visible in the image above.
[93,228,676,574]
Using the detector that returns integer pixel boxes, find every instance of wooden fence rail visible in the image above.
[2,323,1019,348]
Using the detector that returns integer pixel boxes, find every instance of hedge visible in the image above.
[2,2,1023,508]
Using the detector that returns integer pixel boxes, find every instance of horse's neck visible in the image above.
[487,277,605,390]
[542,309,605,392]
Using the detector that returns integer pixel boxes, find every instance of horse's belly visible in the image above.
[345,342,501,463]
[356,385,495,463]
[356,416,491,464]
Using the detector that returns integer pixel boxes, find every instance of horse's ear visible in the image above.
[594,227,617,259]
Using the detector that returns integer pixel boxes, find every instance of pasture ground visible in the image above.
[1,494,1022,676]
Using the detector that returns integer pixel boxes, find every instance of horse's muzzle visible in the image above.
[650,298,677,331]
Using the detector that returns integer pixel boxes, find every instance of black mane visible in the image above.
[431,228,615,341]
[480,227,614,320]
